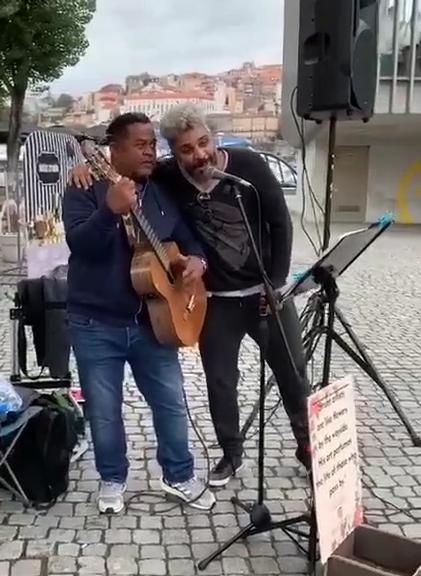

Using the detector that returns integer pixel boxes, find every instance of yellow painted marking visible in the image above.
[397,161,421,224]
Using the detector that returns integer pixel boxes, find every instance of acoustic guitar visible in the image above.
[79,139,207,348]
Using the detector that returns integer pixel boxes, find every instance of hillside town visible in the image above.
[21,62,283,143]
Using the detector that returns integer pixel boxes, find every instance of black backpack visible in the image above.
[2,392,78,507]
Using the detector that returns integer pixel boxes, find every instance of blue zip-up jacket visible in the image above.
[62,179,206,325]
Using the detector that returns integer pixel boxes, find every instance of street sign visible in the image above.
[37,152,60,185]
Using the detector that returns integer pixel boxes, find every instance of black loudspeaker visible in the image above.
[297,0,379,122]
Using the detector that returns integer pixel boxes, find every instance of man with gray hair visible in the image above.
[69,104,311,487]
[156,103,311,486]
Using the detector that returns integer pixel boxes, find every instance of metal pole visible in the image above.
[322,117,337,252]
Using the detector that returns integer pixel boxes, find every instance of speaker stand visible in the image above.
[322,117,337,252]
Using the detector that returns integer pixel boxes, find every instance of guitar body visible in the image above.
[130,242,207,347]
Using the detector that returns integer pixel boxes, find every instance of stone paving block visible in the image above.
[0,543,23,561]
[25,540,55,558]
[34,516,59,529]
[138,559,167,575]
[163,516,186,529]
[48,556,77,574]
[167,559,196,575]
[0,528,17,542]
[139,516,162,530]
[169,544,195,560]
[162,529,190,545]
[250,557,280,574]
[104,529,132,544]
[49,529,76,543]
[278,556,309,574]
[106,556,138,575]
[8,514,36,526]
[140,544,166,559]
[76,530,102,544]
[222,557,249,574]
[190,528,214,543]
[132,529,160,545]
[10,560,42,576]
[81,544,107,556]
[78,556,106,574]
[59,517,86,530]
[57,543,81,557]
[111,516,138,529]
[110,544,139,557]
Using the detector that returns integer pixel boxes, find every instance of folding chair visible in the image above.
[0,405,43,504]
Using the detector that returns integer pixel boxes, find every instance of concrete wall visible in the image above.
[367,144,421,224]
[285,126,329,226]
[291,136,421,225]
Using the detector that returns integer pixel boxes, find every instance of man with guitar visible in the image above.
[63,112,215,514]
[69,106,312,489]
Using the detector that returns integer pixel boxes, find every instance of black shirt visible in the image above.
[154,147,293,293]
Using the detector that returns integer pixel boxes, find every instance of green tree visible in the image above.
[0,0,95,191]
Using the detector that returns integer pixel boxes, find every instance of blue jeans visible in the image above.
[68,314,194,484]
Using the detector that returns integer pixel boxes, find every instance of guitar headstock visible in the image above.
[79,138,120,184]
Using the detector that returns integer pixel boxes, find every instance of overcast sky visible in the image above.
[51,0,284,95]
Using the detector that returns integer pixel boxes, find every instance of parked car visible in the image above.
[257,151,297,195]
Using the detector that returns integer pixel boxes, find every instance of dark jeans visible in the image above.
[68,314,193,484]
[199,295,310,458]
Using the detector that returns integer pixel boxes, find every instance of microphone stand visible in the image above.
[198,182,317,572]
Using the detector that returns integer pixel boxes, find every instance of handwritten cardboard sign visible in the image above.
[308,376,363,564]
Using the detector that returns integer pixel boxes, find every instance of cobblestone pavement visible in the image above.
[0,222,420,575]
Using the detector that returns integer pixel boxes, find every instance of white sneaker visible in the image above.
[98,481,126,514]
[161,476,216,511]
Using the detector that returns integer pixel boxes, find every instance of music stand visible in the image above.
[241,215,421,447]
[282,215,420,445]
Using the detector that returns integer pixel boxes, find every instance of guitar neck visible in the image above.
[129,206,172,275]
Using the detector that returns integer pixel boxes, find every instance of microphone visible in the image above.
[207,166,254,189]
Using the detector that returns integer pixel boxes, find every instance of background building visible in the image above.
[122,90,217,121]
[281,0,421,224]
